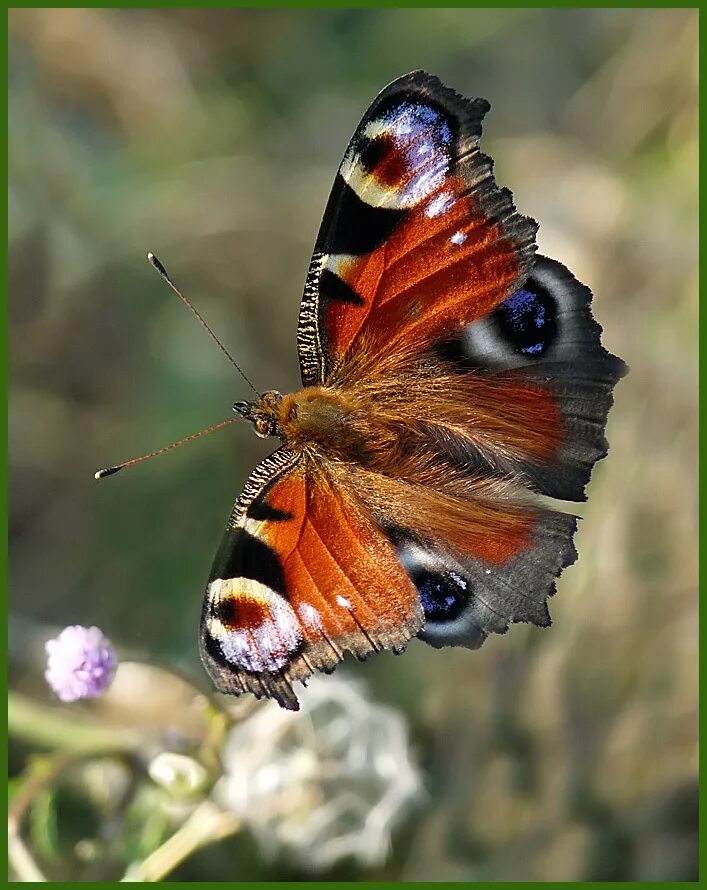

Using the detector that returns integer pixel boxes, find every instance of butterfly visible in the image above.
[199,71,627,710]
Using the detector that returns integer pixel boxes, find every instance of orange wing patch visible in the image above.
[325,179,524,374]
[200,448,423,710]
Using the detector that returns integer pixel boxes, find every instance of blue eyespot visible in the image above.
[496,286,557,356]
[416,569,469,622]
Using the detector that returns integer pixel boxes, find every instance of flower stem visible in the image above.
[8,831,47,882]
[8,691,142,752]
[122,801,241,882]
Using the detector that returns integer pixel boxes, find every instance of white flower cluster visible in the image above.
[217,675,421,870]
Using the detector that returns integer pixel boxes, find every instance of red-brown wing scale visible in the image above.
[324,177,527,376]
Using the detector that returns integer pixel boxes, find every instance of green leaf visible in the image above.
[29,788,60,863]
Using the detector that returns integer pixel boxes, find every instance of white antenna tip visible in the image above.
[95,466,122,480]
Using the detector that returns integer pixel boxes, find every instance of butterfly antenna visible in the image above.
[147,252,261,398]
[94,417,243,480]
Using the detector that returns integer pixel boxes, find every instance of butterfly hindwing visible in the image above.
[387,508,578,651]
[333,461,578,651]
[200,447,423,710]
[444,256,627,501]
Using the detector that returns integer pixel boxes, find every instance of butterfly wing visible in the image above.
[199,447,423,710]
[294,71,626,654]
[298,70,537,385]
[390,509,579,652]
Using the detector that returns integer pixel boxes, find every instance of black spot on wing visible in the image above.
[203,630,227,667]
[318,268,364,306]
[358,134,388,172]
[246,498,293,522]
[209,529,287,596]
[384,526,471,626]
[318,175,406,255]
[211,598,237,625]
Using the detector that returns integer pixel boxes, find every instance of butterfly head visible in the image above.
[233,390,284,439]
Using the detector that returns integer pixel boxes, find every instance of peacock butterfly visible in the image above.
[196,72,627,709]
[104,72,627,710]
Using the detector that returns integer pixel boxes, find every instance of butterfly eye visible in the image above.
[254,419,271,438]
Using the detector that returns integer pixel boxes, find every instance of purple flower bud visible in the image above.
[45,625,117,702]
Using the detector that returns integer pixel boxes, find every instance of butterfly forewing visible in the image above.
[298,70,537,387]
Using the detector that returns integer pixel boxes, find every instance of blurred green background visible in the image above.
[9,7,697,882]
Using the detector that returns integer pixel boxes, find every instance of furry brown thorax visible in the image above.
[233,386,384,463]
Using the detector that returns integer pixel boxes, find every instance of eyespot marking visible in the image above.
[495,287,558,357]
[413,568,470,624]
[341,101,454,209]
[207,578,303,673]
